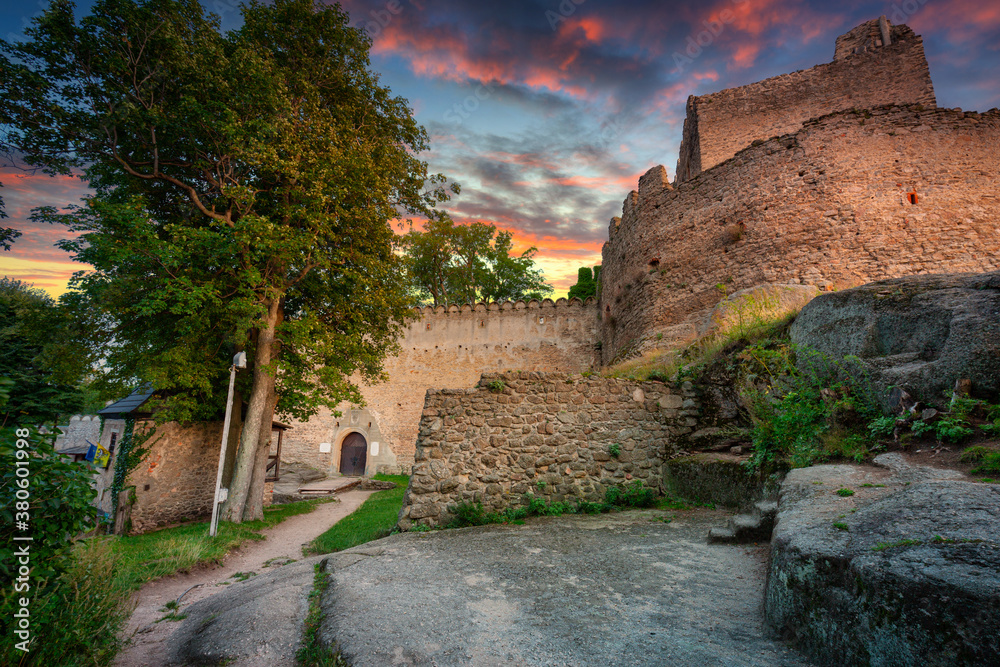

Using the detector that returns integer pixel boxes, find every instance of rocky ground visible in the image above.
[174,508,811,667]
[114,489,376,667]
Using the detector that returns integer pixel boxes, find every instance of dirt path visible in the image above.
[114,489,376,667]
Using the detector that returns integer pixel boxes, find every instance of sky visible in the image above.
[2,0,998,298]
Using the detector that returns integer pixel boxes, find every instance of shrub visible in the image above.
[0,539,133,664]
[972,452,1000,475]
[0,426,98,583]
[605,481,658,508]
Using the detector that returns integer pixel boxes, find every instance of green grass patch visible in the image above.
[106,497,331,592]
[971,452,1000,475]
[872,538,922,551]
[306,475,409,555]
[833,522,849,531]
[836,488,855,497]
[296,562,348,667]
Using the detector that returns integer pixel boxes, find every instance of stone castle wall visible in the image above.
[675,19,935,182]
[283,299,599,475]
[601,105,1000,364]
[398,372,703,529]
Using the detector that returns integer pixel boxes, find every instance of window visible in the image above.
[108,432,118,456]
[907,191,918,205]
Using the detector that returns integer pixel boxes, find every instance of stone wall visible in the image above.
[676,19,935,182]
[95,419,224,533]
[397,371,702,529]
[284,298,599,474]
[601,105,1000,364]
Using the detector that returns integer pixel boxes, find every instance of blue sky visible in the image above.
[2,0,998,296]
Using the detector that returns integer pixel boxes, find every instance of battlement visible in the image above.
[411,296,596,318]
[675,17,935,182]
[602,104,1000,363]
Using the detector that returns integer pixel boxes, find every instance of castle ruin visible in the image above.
[290,17,1000,491]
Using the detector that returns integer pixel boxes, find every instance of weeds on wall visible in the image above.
[740,342,884,472]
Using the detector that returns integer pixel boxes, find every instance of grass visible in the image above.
[104,496,333,592]
[836,488,855,497]
[872,538,922,551]
[296,563,348,666]
[306,475,409,555]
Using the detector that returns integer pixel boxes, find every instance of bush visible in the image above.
[605,481,658,508]
[0,539,133,665]
[0,426,99,583]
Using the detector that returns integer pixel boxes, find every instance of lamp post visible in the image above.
[210,351,247,537]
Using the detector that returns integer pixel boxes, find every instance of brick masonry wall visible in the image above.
[676,20,935,182]
[398,371,702,529]
[601,105,1000,364]
[284,298,599,475]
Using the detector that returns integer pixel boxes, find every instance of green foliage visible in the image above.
[297,563,348,667]
[833,522,849,531]
[0,426,98,584]
[742,343,883,472]
[836,488,855,497]
[402,216,552,306]
[0,538,133,665]
[608,442,621,457]
[567,266,600,301]
[444,481,662,529]
[872,538,922,551]
[306,475,408,555]
[972,452,1000,475]
[3,0,454,520]
[0,278,84,426]
[911,416,974,444]
[487,379,506,394]
[604,481,658,508]
[868,415,898,438]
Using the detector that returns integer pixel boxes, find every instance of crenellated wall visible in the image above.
[602,105,1000,364]
[675,18,935,182]
[282,298,600,474]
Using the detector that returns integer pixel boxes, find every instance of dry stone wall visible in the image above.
[601,105,1000,364]
[676,19,935,182]
[398,371,702,529]
[283,298,599,475]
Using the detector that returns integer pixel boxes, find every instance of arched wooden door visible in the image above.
[339,433,367,476]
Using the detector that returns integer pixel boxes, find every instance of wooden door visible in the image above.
[339,433,367,476]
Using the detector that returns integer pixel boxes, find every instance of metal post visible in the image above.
[210,351,246,537]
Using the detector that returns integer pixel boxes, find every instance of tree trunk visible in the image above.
[221,296,282,522]
[242,391,277,521]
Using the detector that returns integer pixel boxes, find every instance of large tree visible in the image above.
[1,0,453,521]
[403,216,552,306]
[0,278,84,427]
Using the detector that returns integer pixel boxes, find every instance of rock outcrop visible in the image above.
[789,272,1000,406]
[765,454,1000,666]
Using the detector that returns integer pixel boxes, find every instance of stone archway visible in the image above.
[339,432,368,476]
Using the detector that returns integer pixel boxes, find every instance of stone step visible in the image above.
[707,526,737,544]
[708,507,777,545]
[754,500,778,521]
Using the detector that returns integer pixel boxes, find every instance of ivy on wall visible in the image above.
[108,417,152,528]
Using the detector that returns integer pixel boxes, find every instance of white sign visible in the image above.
[370,441,379,456]
[319,442,331,453]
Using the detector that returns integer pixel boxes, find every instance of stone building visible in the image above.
[94,388,288,534]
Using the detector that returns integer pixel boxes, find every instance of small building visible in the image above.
[94,388,288,534]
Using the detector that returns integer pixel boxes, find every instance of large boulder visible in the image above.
[765,455,1000,666]
[789,272,1000,406]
